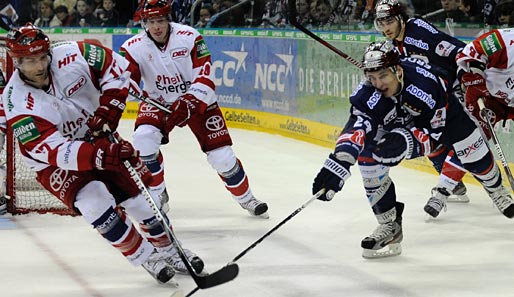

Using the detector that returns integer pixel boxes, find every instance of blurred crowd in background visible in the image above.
[0,0,512,31]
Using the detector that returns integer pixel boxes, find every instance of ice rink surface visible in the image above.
[2,119,514,297]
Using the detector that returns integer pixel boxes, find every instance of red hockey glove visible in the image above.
[166,94,207,130]
[128,156,153,186]
[461,72,490,113]
[92,137,136,171]
[87,97,126,135]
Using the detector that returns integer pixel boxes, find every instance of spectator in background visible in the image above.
[296,0,313,25]
[313,0,333,27]
[497,0,514,26]
[458,0,483,22]
[259,0,287,27]
[425,0,466,22]
[55,5,75,26]
[96,0,120,26]
[195,5,214,27]
[71,0,101,27]
[54,0,77,15]
[34,0,62,27]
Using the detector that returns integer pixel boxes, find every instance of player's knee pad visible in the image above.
[120,193,155,223]
[133,124,163,157]
[74,181,116,224]
[453,128,489,166]
[359,163,394,209]
[206,146,237,173]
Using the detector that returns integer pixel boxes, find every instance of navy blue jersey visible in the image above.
[336,58,468,161]
[393,18,466,82]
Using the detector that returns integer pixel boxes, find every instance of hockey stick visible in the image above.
[287,0,363,68]
[477,98,514,191]
[107,132,239,289]
[184,190,325,297]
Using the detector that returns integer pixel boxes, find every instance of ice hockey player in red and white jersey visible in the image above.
[120,0,269,218]
[2,23,205,283]
[456,28,514,133]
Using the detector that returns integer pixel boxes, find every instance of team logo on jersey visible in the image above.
[171,47,189,59]
[64,76,87,97]
[196,39,210,58]
[430,107,446,128]
[205,115,225,131]
[435,41,456,57]
[12,116,41,145]
[83,44,106,70]
[480,32,502,56]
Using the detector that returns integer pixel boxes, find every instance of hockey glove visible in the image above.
[461,72,490,113]
[92,137,137,171]
[87,97,126,135]
[166,94,207,130]
[312,153,352,201]
[372,128,420,166]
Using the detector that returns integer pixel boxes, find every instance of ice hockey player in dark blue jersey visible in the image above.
[373,0,472,208]
[312,41,514,259]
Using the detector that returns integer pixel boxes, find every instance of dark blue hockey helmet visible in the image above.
[362,41,400,73]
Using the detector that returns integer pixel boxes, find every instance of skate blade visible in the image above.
[161,278,179,288]
[362,243,401,259]
[447,194,470,203]
[248,210,269,219]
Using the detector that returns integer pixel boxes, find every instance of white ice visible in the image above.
[1,119,514,297]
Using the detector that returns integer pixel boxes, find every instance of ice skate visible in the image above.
[159,188,170,213]
[142,250,177,286]
[447,181,470,203]
[165,246,205,275]
[424,187,450,218]
[361,202,403,259]
[487,185,514,218]
[0,196,7,215]
[239,196,269,218]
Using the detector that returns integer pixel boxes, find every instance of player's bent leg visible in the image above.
[454,129,514,218]
[74,181,176,284]
[428,146,469,203]
[358,160,402,258]
[121,194,205,274]
[207,146,269,218]
[134,125,169,212]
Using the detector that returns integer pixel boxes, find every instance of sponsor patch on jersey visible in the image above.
[435,41,456,57]
[171,47,189,59]
[480,32,503,56]
[196,39,210,58]
[12,116,41,145]
[430,107,446,128]
[83,43,106,70]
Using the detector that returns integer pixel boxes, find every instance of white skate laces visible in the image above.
[447,181,470,203]
[424,187,450,218]
[361,204,403,259]
[142,250,177,286]
[239,196,269,218]
[488,186,514,218]
[165,246,204,274]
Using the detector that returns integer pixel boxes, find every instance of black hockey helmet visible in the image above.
[362,41,400,73]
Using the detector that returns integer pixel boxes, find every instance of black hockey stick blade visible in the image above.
[193,262,239,289]
[287,0,363,69]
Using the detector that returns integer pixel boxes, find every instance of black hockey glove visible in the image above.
[313,153,352,201]
[372,128,419,166]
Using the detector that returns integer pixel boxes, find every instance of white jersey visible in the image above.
[456,28,514,107]
[120,22,216,106]
[2,41,132,172]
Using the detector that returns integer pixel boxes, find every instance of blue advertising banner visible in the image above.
[206,36,298,115]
